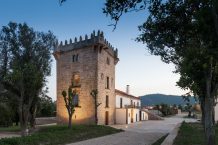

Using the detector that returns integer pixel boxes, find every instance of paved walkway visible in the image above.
[0,132,20,139]
[68,114,197,145]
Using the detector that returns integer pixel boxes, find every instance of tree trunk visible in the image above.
[200,98,205,126]
[19,105,30,136]
[95,106,98,125]
[30,104,37,129]
[204,96,216,145]
[68,114,72,128]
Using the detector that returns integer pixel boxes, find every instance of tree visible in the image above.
[90,89,101,125]
[61,85,77,128]
[104,0,218,144]
[0,22,56,136]
[37,94,56,118]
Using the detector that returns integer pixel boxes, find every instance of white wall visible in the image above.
[116,108,127,124]
[116,95,130,108]
[116,95,140,108]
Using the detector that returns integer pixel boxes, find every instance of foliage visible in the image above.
[0,22,56,136]
[36,95,56,117]
[0,103,13,127]
[0,125,122,145]
[157,103,177,117]
[104,0,218,144]
[62,85,78,128]
[173,122,218,145]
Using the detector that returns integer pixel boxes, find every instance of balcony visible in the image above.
[124,105,141,109]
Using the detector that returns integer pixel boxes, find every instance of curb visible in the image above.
[161,123,181,145]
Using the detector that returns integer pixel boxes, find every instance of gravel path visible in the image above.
[67,114,197,145]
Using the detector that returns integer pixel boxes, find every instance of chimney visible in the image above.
[126,85,130,94]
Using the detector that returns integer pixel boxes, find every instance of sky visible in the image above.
[0,0,187,100]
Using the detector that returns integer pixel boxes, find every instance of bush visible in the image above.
[0,103,13,127]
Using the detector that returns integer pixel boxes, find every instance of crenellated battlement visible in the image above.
[54,30,118,58]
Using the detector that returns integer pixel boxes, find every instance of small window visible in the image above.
[73,94,79,107]
[72,55,75,62]
[72,54,79,62]
[76,54,79,62]
[106,77,109,89]
[106,95,109,107]
[106,57,110,65]
[72,74,80,87]
[134,102,135,108]
[131,100,133,106]
[120,98,123,108]
[137,102,139,107]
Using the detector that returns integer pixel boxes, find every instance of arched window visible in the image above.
[72,74,81,87]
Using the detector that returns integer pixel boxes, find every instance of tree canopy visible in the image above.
[104,0,218,144]
[0,22,56,136]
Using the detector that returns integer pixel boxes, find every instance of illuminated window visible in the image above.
[106,95,109,107]
[73,94,79,107]
[106,77,109,89]
[72,74,80,87]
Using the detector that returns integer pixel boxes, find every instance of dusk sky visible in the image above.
[0,0,187,100]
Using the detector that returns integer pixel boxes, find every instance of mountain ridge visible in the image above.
[140,93,196,106]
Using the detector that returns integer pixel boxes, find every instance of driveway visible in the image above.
[67,114,197,145]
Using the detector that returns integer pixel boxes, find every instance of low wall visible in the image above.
[36,117,57,125]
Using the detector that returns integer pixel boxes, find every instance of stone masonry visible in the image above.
[53,30,119,125]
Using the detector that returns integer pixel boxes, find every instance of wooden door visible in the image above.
[131,109,133,123]
[105,111,109,125]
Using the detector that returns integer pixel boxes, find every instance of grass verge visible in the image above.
[0,126,21,132]
[0,125,122,145]
[152,134,168,145]
[173,122,218,145]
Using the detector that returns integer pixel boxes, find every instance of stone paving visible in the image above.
[0,132,20,139]
[68,114,197,145]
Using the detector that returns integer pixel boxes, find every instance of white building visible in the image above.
[115,85,148,124]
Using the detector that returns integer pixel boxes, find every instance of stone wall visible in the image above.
[54,31,118,125]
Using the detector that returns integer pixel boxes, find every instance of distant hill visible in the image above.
[140,94,196,106]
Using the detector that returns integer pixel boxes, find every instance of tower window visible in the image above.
[120,98,123,108]
[72,55,75,62]
[72,74,81,87]
[76,54,79,62]
[106,77,109,89]
[72,54,79,62]
[106,95,109,107]
[73,94,79,107]
[107,57,110,65]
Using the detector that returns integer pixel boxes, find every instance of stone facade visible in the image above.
[53,31,119,125]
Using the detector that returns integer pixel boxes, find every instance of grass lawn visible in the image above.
[173,122,218,145]
[152,134,168,145]
[0,126,21,132]
[0,125,122,145]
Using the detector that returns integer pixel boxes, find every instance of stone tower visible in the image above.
[53,31,119,125]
